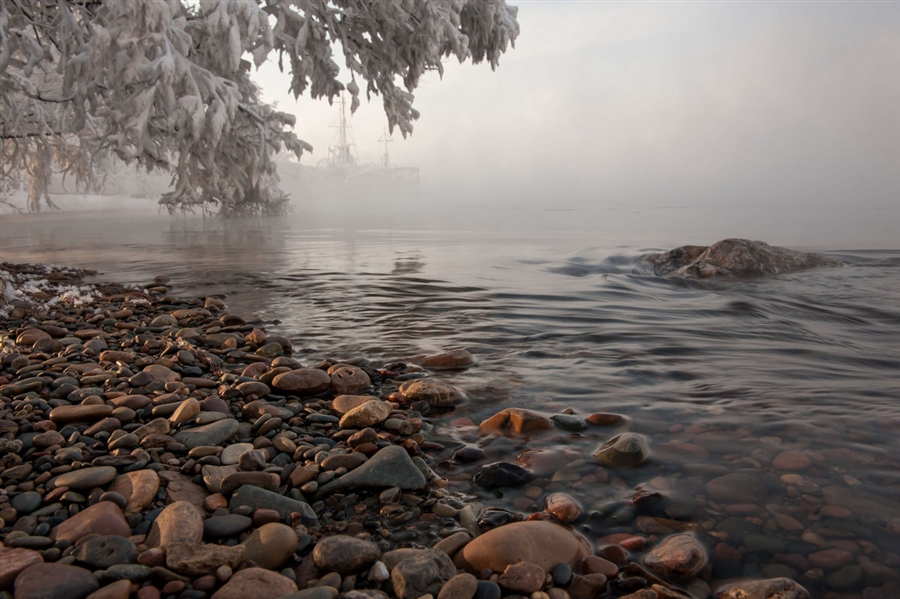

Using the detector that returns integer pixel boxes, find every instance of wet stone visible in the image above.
[472,462,533,490]
[204,514,253,538]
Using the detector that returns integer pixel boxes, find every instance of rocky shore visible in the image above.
[0,262,896,599]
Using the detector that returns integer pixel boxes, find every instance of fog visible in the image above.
[258,1,900,215]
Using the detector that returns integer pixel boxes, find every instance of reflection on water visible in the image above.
[2,203,899,597]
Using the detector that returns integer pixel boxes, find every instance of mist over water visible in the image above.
[2,193,900,596]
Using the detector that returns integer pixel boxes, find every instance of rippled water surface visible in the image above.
[2,201,899,596]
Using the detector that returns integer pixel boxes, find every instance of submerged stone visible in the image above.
[592,433,650,468]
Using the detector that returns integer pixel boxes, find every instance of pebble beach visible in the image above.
[1,262,897,599]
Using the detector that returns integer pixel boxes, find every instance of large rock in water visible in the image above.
[645,239,842,279]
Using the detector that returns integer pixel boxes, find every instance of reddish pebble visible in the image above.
[819,505,852,519]
[808,548,854,569]
[712,542,742,562]
[137,548,166,567]
[252,508,282,527]
[136,587,161,599]
[772,450,812,470]
[597,544,628,565]
[722,504,761,516]
[619,537,647,551]
[582,556,618,577]
[162,581,185,594]
[192,575,217,591]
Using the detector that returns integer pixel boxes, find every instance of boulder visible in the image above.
[646,239,842,279]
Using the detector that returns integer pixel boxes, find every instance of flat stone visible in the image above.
[49,404,113,424]
[14,562,99,599]
[316,445,426,496]
[339,401,392,429]
[210,567,297,599]
[399,379,464,406]
[242,522,299,570]
[715,577,811,599]
[421,350,475,370]
[271,369,331,395]
[143,364,181,382]
[111,470,160,516]
[478,408,554,437]
[455,521,592,574]
[313,535,382,574]
[166,542,245,576]
[51,501,131,544]
[0,545,44,588]
[174,419,239,449]
[229,485,317,527]
[132,418,170,440]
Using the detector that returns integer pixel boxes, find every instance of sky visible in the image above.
[254,1,900,212]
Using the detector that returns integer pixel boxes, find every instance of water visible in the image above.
[2,199,899,595]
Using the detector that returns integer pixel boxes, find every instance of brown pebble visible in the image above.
[162,581,186,594]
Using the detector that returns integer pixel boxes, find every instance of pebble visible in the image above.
[14,562,99,599]
[313,535,382,573]
[242,522,299,570]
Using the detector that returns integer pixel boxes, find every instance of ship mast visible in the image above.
[378,127,393,170]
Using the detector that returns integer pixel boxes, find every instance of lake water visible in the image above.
[1,195,899,597]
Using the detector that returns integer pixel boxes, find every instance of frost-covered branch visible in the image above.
[1,0,519,215]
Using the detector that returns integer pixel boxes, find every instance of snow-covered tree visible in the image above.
[1,0,519,215]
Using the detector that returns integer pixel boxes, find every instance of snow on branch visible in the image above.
[1,0,519,215]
